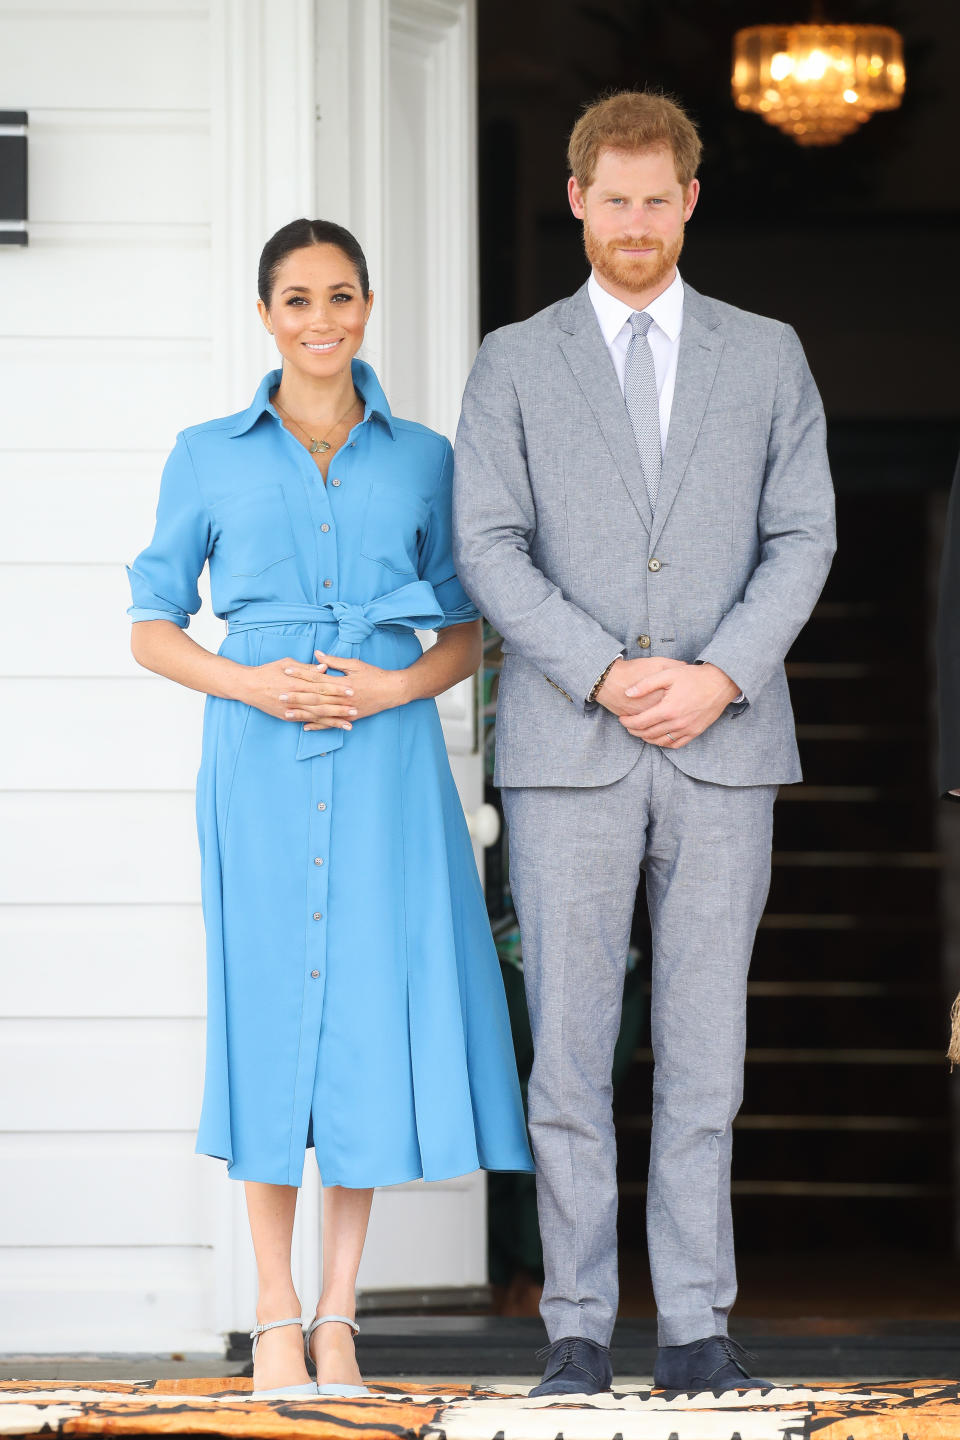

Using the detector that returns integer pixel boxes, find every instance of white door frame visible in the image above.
[206,0,482,1339]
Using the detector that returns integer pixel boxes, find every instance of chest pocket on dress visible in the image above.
[215,484,297,576]
[359,479,428,576]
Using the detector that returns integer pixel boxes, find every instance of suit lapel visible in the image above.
[557,285,653,533]
[650,287,724,550]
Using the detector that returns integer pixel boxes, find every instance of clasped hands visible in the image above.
[246,650,403,731]
[595,656,740,749]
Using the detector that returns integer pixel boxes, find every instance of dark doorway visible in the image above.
[478,0,960,1323]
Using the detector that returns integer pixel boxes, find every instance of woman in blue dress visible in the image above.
[127,219,533,1398]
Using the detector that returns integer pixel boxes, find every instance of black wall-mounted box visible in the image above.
[0,111,28,245]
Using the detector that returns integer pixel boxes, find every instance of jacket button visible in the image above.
[637,634,651,649]
[648,558,662,572]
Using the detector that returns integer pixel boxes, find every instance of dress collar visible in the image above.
[228,358,397,440]
[587,268,685,346]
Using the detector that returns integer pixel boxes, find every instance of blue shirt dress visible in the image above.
[127,361,533,1187]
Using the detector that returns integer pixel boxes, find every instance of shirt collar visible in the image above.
[227,358,397,440]
[587,268,684,346]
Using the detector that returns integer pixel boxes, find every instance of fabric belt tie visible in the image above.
[225,579,444,760]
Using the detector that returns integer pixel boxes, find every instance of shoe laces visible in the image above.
[701,1336,758,1381]
[535,1337,579,1367]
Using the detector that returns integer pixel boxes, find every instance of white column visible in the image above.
[207,0,323,1335]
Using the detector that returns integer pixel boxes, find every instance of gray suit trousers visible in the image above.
[502,745,775,1347]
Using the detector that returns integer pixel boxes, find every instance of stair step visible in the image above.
[796,724,923,740]
[759,913,937,931]
[750,929,941,981]
[616,1193,953,1251]
[767,869,937,916]
[621,1051,949,1118]
[772,852,941,868]
[773,802,933,849]
[638,980,936,997]
[633,1046,945,1065]
[789,673,920,721]
[619,1181,951,1198]
[794,738,928,784]
[617,1114,949,1132]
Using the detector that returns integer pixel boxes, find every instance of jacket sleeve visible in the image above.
[126,432,213,627]
[452,331,624,709]
[937,452,960,799]
[695,324,837,701]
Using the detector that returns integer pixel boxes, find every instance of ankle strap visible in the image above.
[249,1316,303,1359]
[306,1313,359,1338]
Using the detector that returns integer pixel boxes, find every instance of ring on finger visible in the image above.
[665,731,674,741]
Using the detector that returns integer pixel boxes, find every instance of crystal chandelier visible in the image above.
[731,23,905,145]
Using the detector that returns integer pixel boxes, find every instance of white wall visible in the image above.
[1,0,481,1355]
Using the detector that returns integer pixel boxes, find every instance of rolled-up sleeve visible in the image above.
[126,432,212,627]
[418,439,481,629]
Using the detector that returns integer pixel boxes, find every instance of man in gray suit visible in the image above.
[453,91,835,1396]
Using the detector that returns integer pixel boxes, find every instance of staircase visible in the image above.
[616,481,955,1258]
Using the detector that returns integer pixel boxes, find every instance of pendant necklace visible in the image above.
[274,392,360,455]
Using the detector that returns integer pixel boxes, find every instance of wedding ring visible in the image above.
[665,732,674,741]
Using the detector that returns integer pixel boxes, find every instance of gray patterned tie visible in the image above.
[624,310,661,509]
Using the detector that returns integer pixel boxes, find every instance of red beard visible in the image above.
[584,219,684,294]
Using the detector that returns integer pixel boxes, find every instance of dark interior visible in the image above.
[477,0,960,1321]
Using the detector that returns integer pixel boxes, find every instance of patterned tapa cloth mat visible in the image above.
[2,1377,960,1439]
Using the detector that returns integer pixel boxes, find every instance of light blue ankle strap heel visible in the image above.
[305,1314,371,1397]
[249,1316,318,1400]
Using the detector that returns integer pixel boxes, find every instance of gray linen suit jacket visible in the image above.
[452,281,836,789]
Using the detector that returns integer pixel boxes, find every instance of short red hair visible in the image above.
[568,90,702,189]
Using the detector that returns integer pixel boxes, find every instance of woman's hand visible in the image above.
[278,651,406,731]
[238,656,360,730]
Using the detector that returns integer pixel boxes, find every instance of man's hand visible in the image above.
[618,661,740,747]
[596,656,686,716]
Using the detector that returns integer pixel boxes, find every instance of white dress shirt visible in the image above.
[587,267,684,453]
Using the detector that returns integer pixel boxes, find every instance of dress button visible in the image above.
[638,634,651,648]
[317,802,326,811]
[313,911,323,921]
[319,752,327,757]
[311,970,320,979]
[320,523,330,533]
[331,478,341,486]
[323,579,333,588]
[648,558,662,572]
[314,857,324,865]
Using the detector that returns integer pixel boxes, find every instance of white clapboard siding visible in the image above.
[1,0,485,1354]
[0,680,205,791]
[0,339,214,451]
[1,564,226,676]
[29,112,211,228]
[0,9,209,111]
[0,0,225,1357]
[4,232,211,338]
[0,1245,219,1354]
[0,1019,204,1131]
[2,905,204,1017]
[0,454,174,565]
[0,793,201,905]
[0,1133,214,1246]
[359,1176,485,1290]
